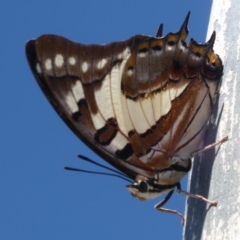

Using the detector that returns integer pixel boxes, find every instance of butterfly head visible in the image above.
[126,176,172,201]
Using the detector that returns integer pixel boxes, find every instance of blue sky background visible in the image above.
[1,1,213,239]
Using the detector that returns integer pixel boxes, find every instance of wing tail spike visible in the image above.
[156,23,163,37]
[206,31,216,50]
[178,11,190,41]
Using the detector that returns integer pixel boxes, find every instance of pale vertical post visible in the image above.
[184,0,240,239]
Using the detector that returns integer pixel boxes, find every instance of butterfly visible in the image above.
[26,12,225,223]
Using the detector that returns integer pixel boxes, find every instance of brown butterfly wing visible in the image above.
[26,19,223,181]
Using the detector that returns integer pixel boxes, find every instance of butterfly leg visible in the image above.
[176,183,217,206]
[191,136,228,156]
[154,189,185,225]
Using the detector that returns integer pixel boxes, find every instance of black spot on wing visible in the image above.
[94,118,118,145]
[116,143,134,160]
[72,111,81,121]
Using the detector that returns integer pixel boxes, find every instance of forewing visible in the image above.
[26,35,151,179]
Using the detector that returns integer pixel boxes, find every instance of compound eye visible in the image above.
[138,181,148,193]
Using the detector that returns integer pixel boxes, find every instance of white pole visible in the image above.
[184,0,240,239]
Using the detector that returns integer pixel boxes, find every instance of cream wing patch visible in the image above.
[140,97,156,127]
[175,82,189,99]
[68,56,76,65]
[152,82,189,121]
[36,63,42,74]
[71,80,85,102]
[81,61,88,73]
[95,73,114,121]
[110,48,131,136]
[90,112,106,130]
[108,131,129,152]
[45,58,52,70]
[97,58,107,69]
[121,93,134,135]
[126,99,150,134]
[64,92,79,113]
[55,54,64,68]
[152,91,162,121]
